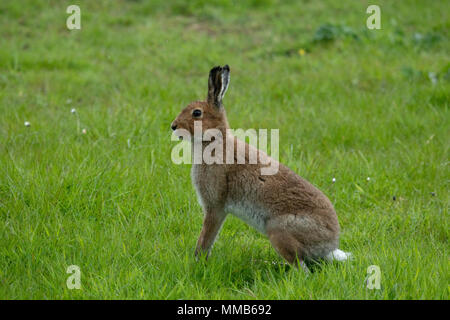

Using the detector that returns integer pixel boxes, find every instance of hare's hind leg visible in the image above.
[266,227,310,273]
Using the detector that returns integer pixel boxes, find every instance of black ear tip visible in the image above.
[223,65,230,71]
[210,66,222,73]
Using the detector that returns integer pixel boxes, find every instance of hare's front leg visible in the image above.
[195,209,227,260]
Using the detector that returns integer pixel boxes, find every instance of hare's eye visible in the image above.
[192,109,202,118]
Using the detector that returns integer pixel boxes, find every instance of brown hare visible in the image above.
[171,65,351,271]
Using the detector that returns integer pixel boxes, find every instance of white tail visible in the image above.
[326,249,352,262]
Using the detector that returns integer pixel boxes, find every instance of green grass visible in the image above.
[0,0,448,299]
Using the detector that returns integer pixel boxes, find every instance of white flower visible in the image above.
[428,72,437,85]
[71,108,76,114]
[332,177,336,183]
[82,128,87,134]
[367,177,371,181]
[24,121,30,127]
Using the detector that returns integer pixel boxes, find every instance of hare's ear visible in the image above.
[207,65,230,108]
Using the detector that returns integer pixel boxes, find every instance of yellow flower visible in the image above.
[298,48,306,56]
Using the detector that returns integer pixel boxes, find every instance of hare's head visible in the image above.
[171,65,230,140]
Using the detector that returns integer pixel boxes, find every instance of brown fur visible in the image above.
[171,65,342,268]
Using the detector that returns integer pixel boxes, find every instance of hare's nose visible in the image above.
[171,124,177,131]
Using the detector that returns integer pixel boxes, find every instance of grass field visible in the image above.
[0,0,448,299]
